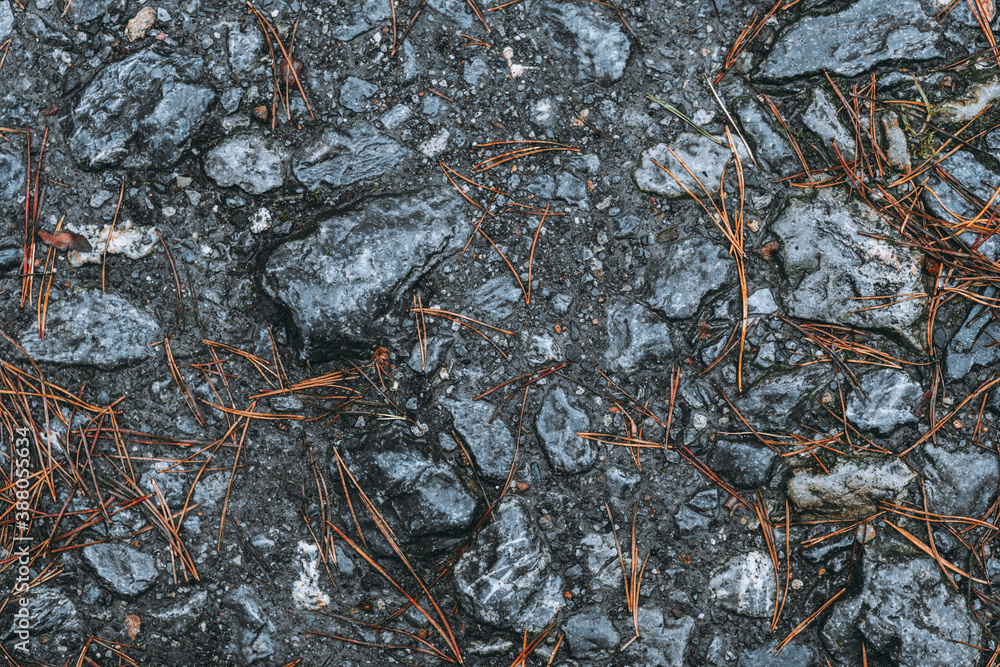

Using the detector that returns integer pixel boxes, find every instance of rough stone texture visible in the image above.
[737,640,816,667]
[67,0,118,23]
[155,591,208,636]
[709,440,776,489]
[735,98,799,177]
[18,291,162,370]
[644,236,729,319]
[734,364,828,430]
[758,0,941,80]
[604,300,676,372]
[223,586,275,666]
[803,88,855,161]
[292,125,410,191]
[946,296,1000,381]
[539,0,631,84]
[844,368,922,435]
[626,607,695,667]
[204,134,284,195]
[916,441,998,518]
[773,189,928,351]
[786,456,916,519]
[67,46,217,170]
[822,539,981,667]
[444,395,515,480]
[537,385,595,475]
[709,551,776,618]
[332,0,389,40]
[454,497,565,632]
[634,134,749,199]
[563,606,619,657]
[922,151,1000,224]
[0,1,12,41]
[340,427,477,548]
[339,76,377,112]
[263,190,464,360]
[227,24,264,74]
[83,542,158,596]
[6,586,81,636]
[0,149,25,200]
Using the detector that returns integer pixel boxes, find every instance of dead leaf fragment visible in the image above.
[125,7,156,43]
[38,230,93,253]
[972,0,994,22]
[126,613,141,641]
[278,57,304,85]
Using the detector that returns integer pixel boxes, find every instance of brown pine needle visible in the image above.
[526,203,550,305]
[101,176,125,294]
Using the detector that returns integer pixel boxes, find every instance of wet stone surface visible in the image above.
[82,542,159,596]
[536,384,595,474]
[844,368,922,435]
[786,456,917,519]
[291,125,410,191]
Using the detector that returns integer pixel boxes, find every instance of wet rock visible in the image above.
[228,25,264,74]
[0,1,11,41]
[844,368,922,435]
[339,76,377,112]
[803,89,855,162]
[634,133,749,199]
[291,125,409,191]
[454,497,565,632]
[67,46,217,170]
[734,364,828,430]
[938,75,1000,124]
[709,440,776,489]
[772,189,927,351]
[758,0,941,81]
[916,441,998,518]
[18,290,162,370]
[5,586,81,637]
[466,275,522,320]
[923,150,1000,225]
[737,639,816,667]
[604,300,676,372]
[155,591,207,635]
[626,607,695,667]
[537,385,595,475]
[223,585,275,665]
[563,606,619,657]
[263,189,464,359]
[735,98,799,177]
[946,297,1000,381]
[709,551,775,618]
[83,542,158,596]
[821,538,981,666]
[786,456,916,519]
[444,396,514,480]
[747,289,779,315]
[539,0,630,84]
[340,427,477,548]
[0,149,25,200]
[882,113,911,173]
[644,236,729,319]
[332,0,390,40]
[675,506,711,537]
[204,134,285,195]
[68,0,118,23]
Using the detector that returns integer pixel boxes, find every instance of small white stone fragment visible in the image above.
[250,208,272,234]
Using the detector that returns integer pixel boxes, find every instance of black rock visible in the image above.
[916,441,998,519]
[292,125,410,191]
[339,76,377,112]
[263,189,465,360]
[0,149,24,200]
[946,295,1000,381]
[709,440,776,489]
[734,364,828,430]
[454,497,565,632]
[223,585,275,666]
[735,98,800,178]
[67,46,217,170]
[737,640,816,667]
[537,385,595,475]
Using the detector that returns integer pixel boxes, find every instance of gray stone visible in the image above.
[444,396,515,480]
[604,300,676,372]
[917,441,998,518]
[18,290,162,370]
[675,505,711,537]
[204,134,284,195]
[67,46,217,170]
[340,427,477,548]
[735,98,799,177]
[0,1,12,41]
[758,0,941,80]
[746,289,778,315]
[803,88,855,162]
[140,460,187,507]
[339,76,377,112]
[464,57,490,87]
[786,456,916,519]
[923,150,1000,226]
[263,189,464,359]
[332,0,390,40]
[845,369,922,435]
[946,297,1000,381]
[5,586,81,637]
[821,539,981,667]
[454,497,565,632]
[537,386,594,475]
[223,585,275,665]
[645,236,729,319]
[292,125,409,191]
[709,551,775,618]
[709,440,776,489]
[540,0,630,84]
[426,0,475,29]
[737,640,816,667]
[67,0,118,23]
[155,591,208,636]
[625,607,695,667]
[773,189,928,351]
[0,150,25,200]
[563,606,619,657]
[734,364,828,430]
[228,25,263,74]
[83,542,158,596]
[939,76,1000,124]
[634,134,749,199]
